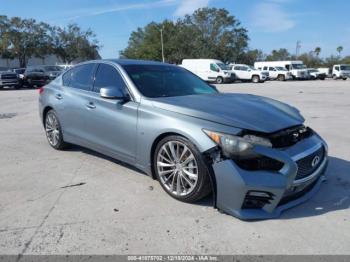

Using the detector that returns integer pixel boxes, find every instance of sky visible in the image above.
[1,0,349,59]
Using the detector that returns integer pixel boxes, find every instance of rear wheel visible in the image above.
[216,76,224,84]
[44,110,69,150]
[342,78,347,80]
[252,75,260,83]
[154,135,211,203]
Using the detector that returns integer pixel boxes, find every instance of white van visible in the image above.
[332,64,350,80]
[180,59,234,84]
[254,64,292,81]
[254,61,308,80]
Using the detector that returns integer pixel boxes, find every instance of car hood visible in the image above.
[151,93,304,133]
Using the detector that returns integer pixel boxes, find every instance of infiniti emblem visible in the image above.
[311,156,320,167]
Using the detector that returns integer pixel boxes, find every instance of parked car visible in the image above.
[255,61,309,80]
[0,71,19,89]
[57,64,74,71]
[10,68,26,87]
[229,64,268,83]
[24,65,63,88]
[307,68,326,80]
[332,64,350,80]
[255,65,292,81]
[39,59,328,220]
[180,59,234,84]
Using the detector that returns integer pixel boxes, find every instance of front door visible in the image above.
[84,63,138,163]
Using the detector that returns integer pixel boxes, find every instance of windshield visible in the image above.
[276,66,287,71]
[43,66,62,72]
[340,65,350,70]
[123,65,218,98]
[291,64,306,69]
[248,66,256,70]
[217,63,230,70]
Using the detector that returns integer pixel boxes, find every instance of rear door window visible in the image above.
[66,64,96,91]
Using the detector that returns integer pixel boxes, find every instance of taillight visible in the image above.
[38,87,45,94]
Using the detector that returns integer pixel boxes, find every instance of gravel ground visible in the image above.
[0,79,349,255]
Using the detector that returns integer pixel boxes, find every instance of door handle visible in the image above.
[55,94,63,100]
[86,102,96,109]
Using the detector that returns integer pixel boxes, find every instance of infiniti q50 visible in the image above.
[39,59,328,220]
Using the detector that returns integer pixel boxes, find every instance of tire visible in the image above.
[44,110,69,150]
[333,75,337,80]
[14,85,20,90]
[216,76,224,84]
[252,75,260,83]
[154,135,211,203]
[277,74,285,81]
[342,78,347,80]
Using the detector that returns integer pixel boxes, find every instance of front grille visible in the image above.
[1,74,17,80]
[295,146,325,180]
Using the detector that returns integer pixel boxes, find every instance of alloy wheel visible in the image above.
[45,112,60,147]
[156,141,198,196]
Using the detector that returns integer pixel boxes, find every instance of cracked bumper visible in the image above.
[212,134,328,220]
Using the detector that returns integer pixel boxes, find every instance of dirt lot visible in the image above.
[0,79,349,255]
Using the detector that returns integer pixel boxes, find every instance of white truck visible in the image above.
[254,63,292,81]
[317,67,331,78]
[332,64,350,80]
[254,61,308,80]
[228,64,268,83]
[180,59,234,84]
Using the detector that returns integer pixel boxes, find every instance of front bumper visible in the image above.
[212,134,328,220]
[0,80,19,87]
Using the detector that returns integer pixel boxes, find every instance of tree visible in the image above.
[298,52,322,68]
[314,47,321,57]
[336,46,343,57]
[239,49,265,65]
[120,8,249,64]
[266,48,291,61]
[52,24,100,64]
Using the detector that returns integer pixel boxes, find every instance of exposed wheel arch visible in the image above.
[42,106,53,126]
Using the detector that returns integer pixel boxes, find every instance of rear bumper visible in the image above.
[212,134,328,220]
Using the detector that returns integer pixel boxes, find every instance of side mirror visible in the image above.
[100,86,129,100]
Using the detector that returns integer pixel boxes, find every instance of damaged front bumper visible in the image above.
[212,134,328,220]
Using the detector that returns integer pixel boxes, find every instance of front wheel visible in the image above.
[277,74,285,81]
[252,75,260,83]
[154,136,211,203]
[44,110,69,150]
[216,76,224,84]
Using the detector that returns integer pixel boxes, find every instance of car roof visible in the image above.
[104,59,173,66]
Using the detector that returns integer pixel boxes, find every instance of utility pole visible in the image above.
[295,40,301,59]
[160,27,165,63]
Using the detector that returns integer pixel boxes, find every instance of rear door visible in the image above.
[84,63,138,162]
[57,63,97,145]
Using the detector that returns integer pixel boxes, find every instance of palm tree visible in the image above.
[314,47,321,57]
[336,46,343,57]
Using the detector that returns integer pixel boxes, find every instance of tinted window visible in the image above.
[269,67,275,71]
[210,63,219,72]
[67,64,95,91]
[263,66,268,70]
[93,64,127,93]
[234,66,241,70]
[123,65,217,98]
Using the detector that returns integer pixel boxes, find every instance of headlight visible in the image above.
[203,130,272,158]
